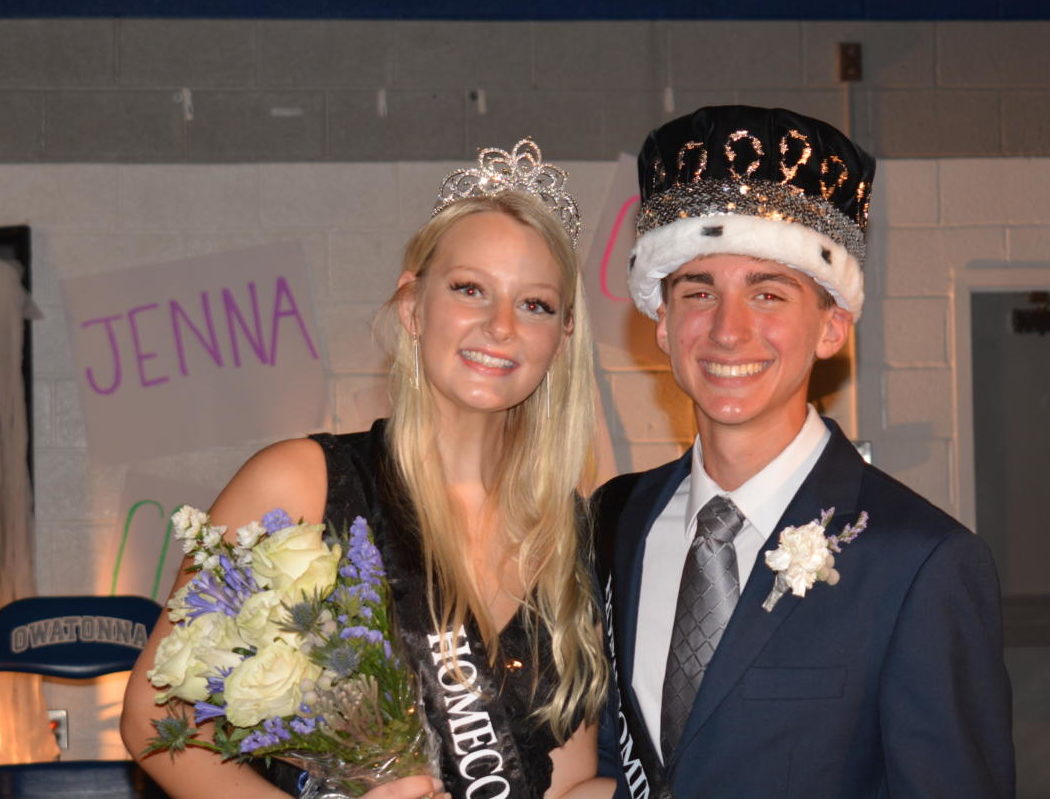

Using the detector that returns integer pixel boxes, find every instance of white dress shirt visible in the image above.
[632,406,831,757]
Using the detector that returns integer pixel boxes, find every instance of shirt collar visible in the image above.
[686,406,831,540]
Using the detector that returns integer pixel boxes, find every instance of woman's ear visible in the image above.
[396,271,420,335]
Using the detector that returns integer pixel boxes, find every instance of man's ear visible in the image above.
[396,271,420,335]
[655,304,671,356]
[815,306,853,360]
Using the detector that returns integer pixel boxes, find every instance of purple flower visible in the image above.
[193,701,226,724]
[290,716,317,735]
[262,508,293,534]
[185,566,257,619]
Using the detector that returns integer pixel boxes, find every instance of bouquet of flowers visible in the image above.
[146,506,430,797]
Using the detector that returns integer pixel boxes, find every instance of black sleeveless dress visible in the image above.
[287,419,566,797]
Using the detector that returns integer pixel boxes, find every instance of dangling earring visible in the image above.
[411,334,420,390]
[544,371,551,420]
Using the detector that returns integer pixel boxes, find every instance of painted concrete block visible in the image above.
[659,89,738,124]
[44,91,185,162]
[397,161,461,227]
[734,88,846,131]
[117,165,259,231]
[32,380,53,448]
[874,160,938,226]
[602,90,664,158]
[867,90,1000,157]
[0,165,118,230]
[33,448,123,522]
[53,379,86,448]
[34,521,116,594]
[941,159,1050,226]
[118,20,255,88]
[1002,91,1050,156]
[183,231,328,290]
[938,22,1050,88]
[535,21,662,91]
[465,89,604,161]
[802,22,935,88]
[188,91,325,161]
[871,437,952,515]
[333,374,392,435]
[883,297,949,365]
[883,227,1007,296]
[319,301,388,373]
[31,304,75,379]
[0,20,114,88]
[328,90,466,160]
[395,21,533,90]
[884,367,953,438]
[0,92,44,161]
[328,229,405,305]
[669,22,803,90]
[259,163,399,229]
[1008,227,1050,262]
[257,21,394,89]
[605,371,695,443]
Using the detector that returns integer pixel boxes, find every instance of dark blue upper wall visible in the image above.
[0,0,1047,20]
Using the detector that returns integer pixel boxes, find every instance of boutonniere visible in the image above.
[761,508,869,612]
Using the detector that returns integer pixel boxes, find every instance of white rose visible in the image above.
[148,614,245,703]
[223,641,321,727]
[252,522,340,599]
[236,589,299,649]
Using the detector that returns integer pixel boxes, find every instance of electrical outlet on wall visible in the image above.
[47,709,68,750]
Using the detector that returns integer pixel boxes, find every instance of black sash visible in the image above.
[314,422,538,799]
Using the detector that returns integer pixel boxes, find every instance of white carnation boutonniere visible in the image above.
[761,508,869,612]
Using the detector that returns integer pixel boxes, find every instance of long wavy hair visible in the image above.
[376,192,607,740]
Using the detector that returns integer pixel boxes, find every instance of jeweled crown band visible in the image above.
[432,138,581,246]
[636,179,866,266]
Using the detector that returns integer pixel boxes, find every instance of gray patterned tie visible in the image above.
[660,495,745,762]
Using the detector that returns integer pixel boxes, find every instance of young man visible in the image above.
[595,106,1014,798]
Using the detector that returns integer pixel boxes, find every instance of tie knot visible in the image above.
[696,495,745,544]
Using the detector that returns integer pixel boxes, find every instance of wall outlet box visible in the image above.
[47,709,68,750]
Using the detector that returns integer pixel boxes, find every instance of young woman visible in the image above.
[121,141,612,799]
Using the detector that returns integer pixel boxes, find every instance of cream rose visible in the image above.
[251,522,341,600]
[223,641,322,727]
[148,614,245,703]
[236,589,300,649]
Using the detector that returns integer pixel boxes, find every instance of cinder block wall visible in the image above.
[2,20,1050,163]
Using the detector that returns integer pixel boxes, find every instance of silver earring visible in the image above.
[544,371,551,420]
[412,335,420,390]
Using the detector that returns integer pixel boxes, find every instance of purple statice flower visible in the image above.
[239,717,292,754]
[290,716,318,735]
[264,717,291,741]
[185,559,258,619]
[339,625,384,646]
[344,516,384,587]
[261,508,293,534]
[193,701,227,724]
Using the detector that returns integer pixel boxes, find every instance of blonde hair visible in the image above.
[377,192,607,740]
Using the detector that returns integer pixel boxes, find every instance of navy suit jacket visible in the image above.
[595,419,1015,799]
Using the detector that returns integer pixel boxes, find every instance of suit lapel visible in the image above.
[670,420,866,766]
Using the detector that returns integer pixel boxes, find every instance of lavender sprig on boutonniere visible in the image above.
[761,508,869,612]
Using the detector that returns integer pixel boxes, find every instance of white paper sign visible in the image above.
[63,242,327,462]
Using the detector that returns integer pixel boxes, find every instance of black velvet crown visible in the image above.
[628,105,876,320]
[637,104,875,233]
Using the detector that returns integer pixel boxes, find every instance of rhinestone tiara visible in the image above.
[432,138,581,246]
